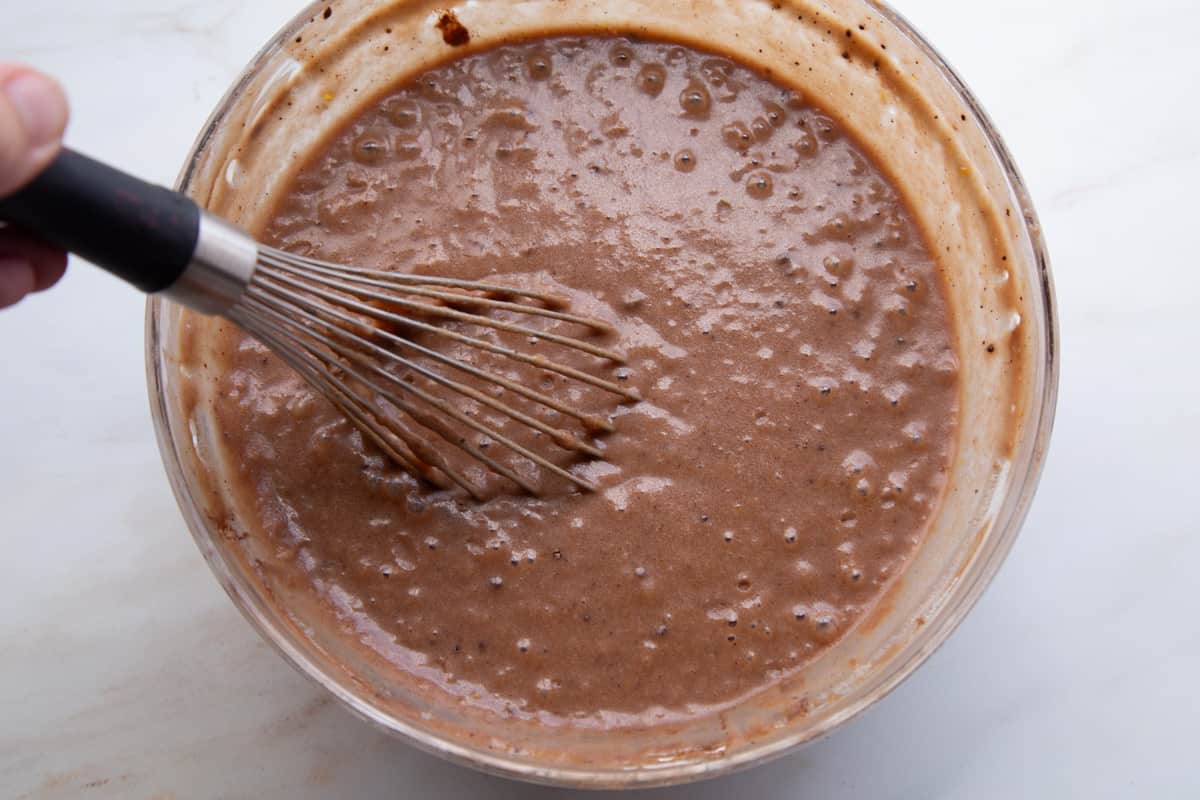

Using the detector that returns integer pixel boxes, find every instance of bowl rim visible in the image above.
[145,0,1059,787]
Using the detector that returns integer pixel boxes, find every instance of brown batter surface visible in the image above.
[208,36,959,724]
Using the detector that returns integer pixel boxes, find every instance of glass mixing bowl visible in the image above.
[145,0,1057,788]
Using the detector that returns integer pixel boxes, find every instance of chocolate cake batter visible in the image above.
[205,36,958,724]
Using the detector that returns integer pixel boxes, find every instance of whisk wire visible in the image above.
[256,267,636,398]
[230,251,630,496]
[257,258,626,362]
[235,313,474,494]
[263,255,615,334]
[237,310,516,498]
[253,292,604,458]
[240,294,599,492]
[262,248,575,308]
[249,276,620,433]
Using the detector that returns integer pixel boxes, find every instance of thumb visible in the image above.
[0,65,68,198]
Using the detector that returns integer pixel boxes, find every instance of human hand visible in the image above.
[0,65,69,309]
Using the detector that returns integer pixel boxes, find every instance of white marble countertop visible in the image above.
[2,1,1197,797]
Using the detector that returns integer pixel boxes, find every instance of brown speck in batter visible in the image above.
[435,10,470,47]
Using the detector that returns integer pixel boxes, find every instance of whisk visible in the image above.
[0,149,638,498]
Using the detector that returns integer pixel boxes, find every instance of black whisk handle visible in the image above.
[0,147,200,294]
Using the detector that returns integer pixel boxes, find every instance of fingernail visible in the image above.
[3,72,67,149]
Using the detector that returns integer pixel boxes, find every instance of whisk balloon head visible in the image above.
[227,247,638,499]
